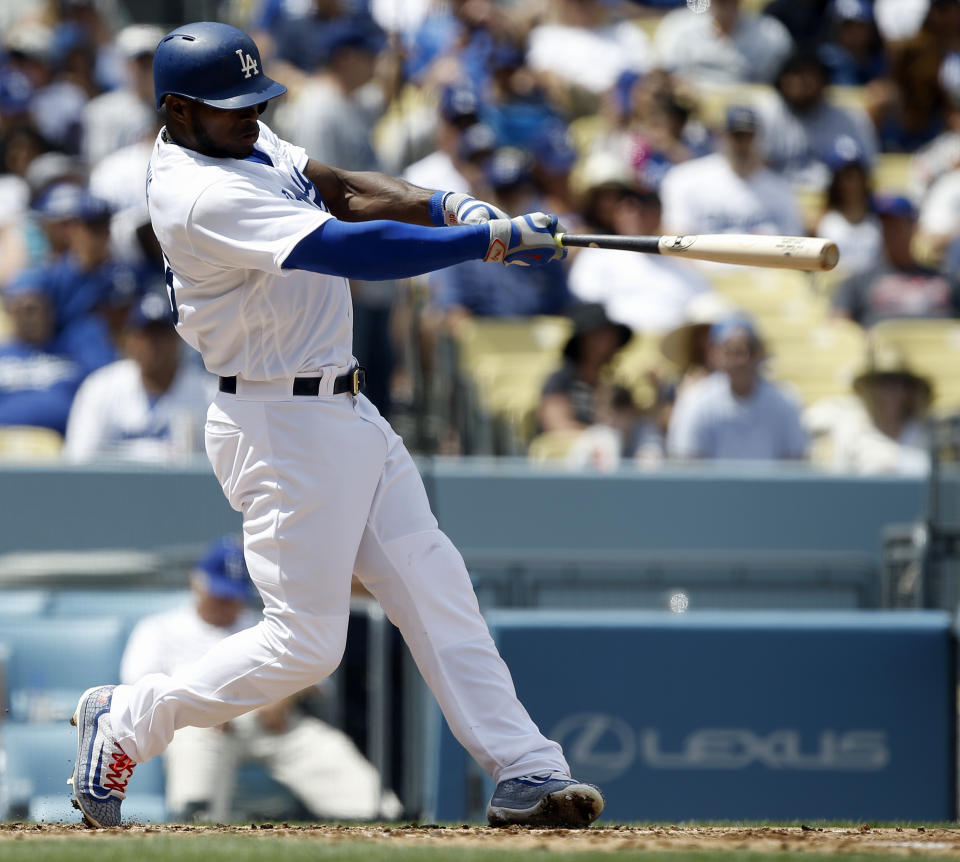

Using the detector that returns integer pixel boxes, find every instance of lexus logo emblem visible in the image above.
[550,713,636,782]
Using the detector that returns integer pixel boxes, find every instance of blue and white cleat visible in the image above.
[68,685,136,828]
[486,771,605,828]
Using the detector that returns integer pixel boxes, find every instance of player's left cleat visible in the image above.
[69,685,136,828]
[486,771,605,828]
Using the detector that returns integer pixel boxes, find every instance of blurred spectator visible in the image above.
[762,0,832,50]
[530,123,580,221]
[277,18,386,170]
[525,0,651,97]
[63,292,214,462]
[0,277,105,435]
[659,290,734,404]
[12,191,144,345]
[659,106,804,236]
[755,50,878,190]
[813,345,932,474]
[816,135,883,277]
[427,147,570,319]
[483,39,565,150]
[654,0,794,85]
[402,85,483,191]
[879,0,960,152]
[667,315,808,460]
[818,0,887,86]
[833,194,960,325]
[120,535,402,822]
[538,302,661,464]
[908,52,960,200]
[567,172,711,335]
[81,24,161,167]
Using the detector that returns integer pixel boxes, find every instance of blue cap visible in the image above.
[440,86,480,122]
[32,181,85,221]
[127,291,174,329]
[873,193,917,220]
[709,314,760,345]
[197,536,254,601]
[825,134,867,171]
[485,147,532,189]
[319,17,385,58]
[458,123,497,161]
[726,105,758,134]
[533,125,577,174]
[3,268,49,300]
[833,0,873,21]
[75,192,112,222]
[0,67,32,115]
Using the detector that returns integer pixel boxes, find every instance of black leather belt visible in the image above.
[219,367,366,396]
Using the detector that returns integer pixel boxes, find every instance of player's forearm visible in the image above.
[303,160,436,225]
[283,218,489,280]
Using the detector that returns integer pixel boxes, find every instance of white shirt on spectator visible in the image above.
[63,358,215,462]
[918,168,960,238]
[659,152,804,236]
[755,97,878,190]
[402,150,470,195]
[667,372,808,460]
[654,7,793,84]
[527,20,651,93]
[82,89,155,169]
[568,247,711,333]
[816,210,884,278]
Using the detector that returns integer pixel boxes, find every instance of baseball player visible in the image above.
[69,22,604,830]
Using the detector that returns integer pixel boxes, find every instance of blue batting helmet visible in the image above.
[153,21,286,111]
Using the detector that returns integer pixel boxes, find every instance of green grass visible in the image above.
[0,834,946,862]
[0,840,909,862]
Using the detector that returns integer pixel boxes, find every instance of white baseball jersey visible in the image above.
[659,152,804,237]
[63,357,216,462]
[146,121,353,380]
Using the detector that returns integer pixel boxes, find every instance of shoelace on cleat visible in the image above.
[103,750,136,796]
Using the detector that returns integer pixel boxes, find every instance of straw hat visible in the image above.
[659,292,734,368]
[852,344,933,409]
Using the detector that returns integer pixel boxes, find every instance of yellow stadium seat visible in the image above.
[873,153,913,196]
[869,319,960,413]
[0,425,63,460]
[765,319,868,405]
[527,429,585,463]
[826,85,869,114]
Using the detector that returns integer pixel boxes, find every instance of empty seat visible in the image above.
[2,721,166,823]
[0,617,128,722]
[46,589,191,622]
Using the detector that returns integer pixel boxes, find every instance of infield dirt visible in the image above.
[2,823,960,856]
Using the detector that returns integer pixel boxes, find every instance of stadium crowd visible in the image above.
[0,0,958,473]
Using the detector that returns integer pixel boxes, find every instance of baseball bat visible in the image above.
[557,233,839,272]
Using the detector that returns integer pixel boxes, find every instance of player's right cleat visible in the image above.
[69,685,136,828]
[486,771,605,828]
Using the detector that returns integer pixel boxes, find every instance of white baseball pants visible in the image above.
[110,387,567,784]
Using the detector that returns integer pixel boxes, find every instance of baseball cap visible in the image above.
[116,24,163,59]
[458,123,497,162]
[873,193,917,220]
[833,0,873,22]
[440,86,480,124]
[825,134,867,172]
[196,536,254,601]
[709,314,761,346]
[319,18,386,58]
[127,291,174,329]
[32,181,86,221]
[485,147,532,190]
[533,125,578,174]
[725,105,759,134]
[3,268,49,300]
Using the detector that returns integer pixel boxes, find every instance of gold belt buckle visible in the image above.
[351,367,362,395]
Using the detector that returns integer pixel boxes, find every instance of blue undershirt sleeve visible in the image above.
[281,218,489,280]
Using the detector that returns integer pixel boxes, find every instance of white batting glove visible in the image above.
[484,212,567,266]
[442,191,510,225]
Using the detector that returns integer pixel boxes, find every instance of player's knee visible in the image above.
[262,612,348,682]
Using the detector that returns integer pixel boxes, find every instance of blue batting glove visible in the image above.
[485,212,567,266]
[442,191,510,225]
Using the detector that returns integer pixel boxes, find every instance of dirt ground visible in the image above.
[2,822,960,856]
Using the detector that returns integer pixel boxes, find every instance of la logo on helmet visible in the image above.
[235,49,259,79]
